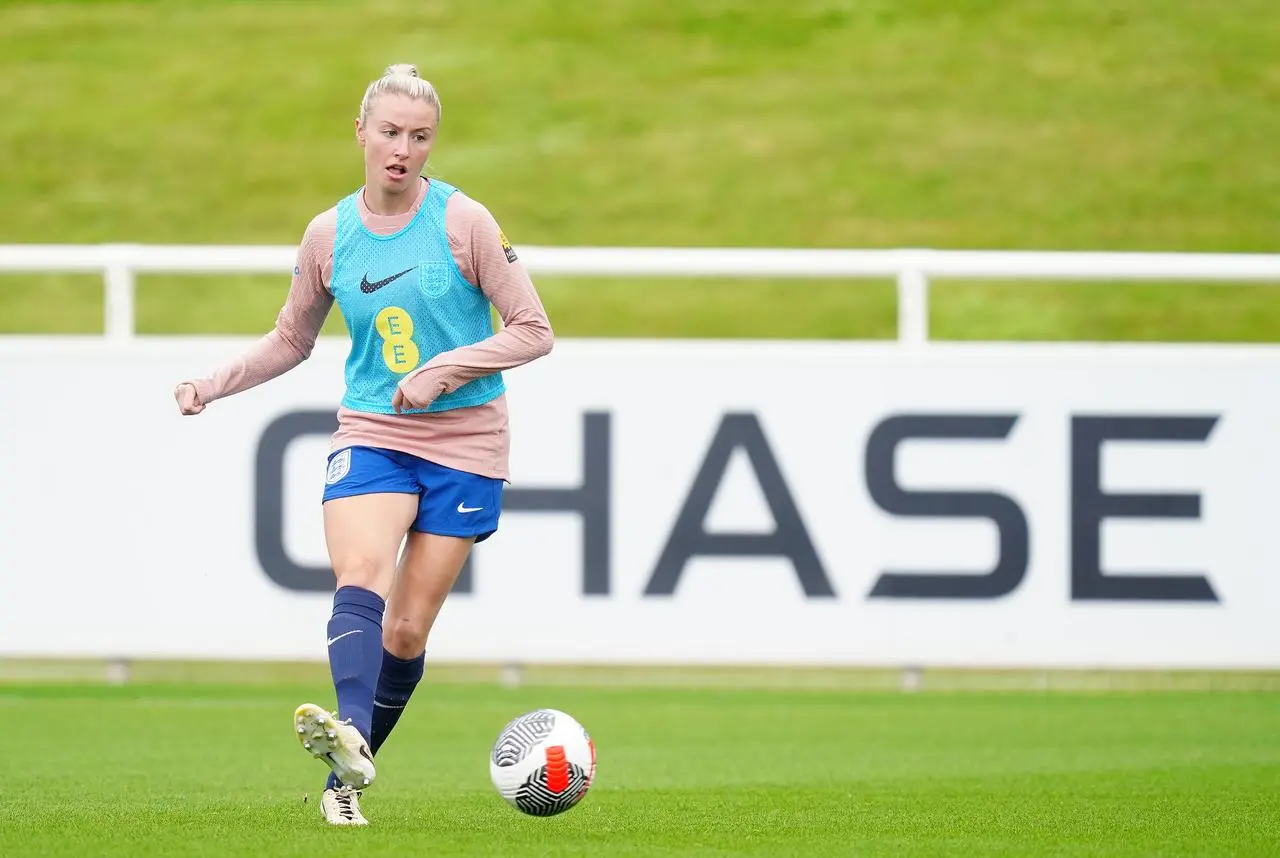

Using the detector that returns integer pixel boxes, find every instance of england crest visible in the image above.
[419,263,453,298]
[326,449,351,485]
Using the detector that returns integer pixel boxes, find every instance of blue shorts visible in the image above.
[321,446,502,542]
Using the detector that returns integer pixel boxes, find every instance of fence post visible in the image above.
[103,246,136,342]
[896,268,929,344]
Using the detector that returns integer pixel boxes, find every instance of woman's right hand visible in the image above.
[174,382,205,416]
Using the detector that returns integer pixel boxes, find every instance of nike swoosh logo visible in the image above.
[327,629,363,646]
[360,266,415,294]
[457,502,484,513]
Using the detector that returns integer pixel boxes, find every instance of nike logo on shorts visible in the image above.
[457,502,484,513]
[360,266,415,294]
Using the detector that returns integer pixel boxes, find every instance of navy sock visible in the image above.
[325,585,385,748]
[326,647,425,790]
[370,648,426,755]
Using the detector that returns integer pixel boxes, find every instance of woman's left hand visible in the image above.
[392,371,446,413]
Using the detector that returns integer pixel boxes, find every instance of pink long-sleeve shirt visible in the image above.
[189,178,554,481]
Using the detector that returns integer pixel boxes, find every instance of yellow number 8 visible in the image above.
[375,306,420,374]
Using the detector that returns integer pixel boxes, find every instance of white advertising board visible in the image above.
[0,337,1276,668]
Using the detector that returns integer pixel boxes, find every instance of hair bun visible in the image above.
[384,63,420,78]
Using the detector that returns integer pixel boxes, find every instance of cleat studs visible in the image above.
[304,742,312,750]
[297,726,305,733]
[326,730,336,739]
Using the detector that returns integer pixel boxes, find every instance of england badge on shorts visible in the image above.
[326,449,352,485]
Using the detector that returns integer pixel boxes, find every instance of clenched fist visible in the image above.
[392,367,446,414]
[174,382,205,416]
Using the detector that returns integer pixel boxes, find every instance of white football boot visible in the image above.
[320,785,368,826]
[293,703,377,791]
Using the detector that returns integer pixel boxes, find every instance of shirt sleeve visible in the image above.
[190,211,336,405]
[399,194,554,400]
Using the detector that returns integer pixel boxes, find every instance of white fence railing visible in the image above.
[2,244,1279,343]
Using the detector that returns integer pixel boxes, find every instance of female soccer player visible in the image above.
[174,64,554,826]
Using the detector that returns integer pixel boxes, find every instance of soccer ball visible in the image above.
[489,708,596,816]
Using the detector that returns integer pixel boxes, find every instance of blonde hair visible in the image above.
[358,63,441,125]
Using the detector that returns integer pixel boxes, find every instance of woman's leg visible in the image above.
[367,532,475,755]
[295,446,419,801]
[320,492,418,745]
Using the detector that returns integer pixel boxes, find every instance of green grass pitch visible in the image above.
[1,667,1277,856]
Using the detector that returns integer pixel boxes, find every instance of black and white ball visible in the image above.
[489,708,596,816]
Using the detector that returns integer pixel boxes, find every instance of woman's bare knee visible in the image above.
[383,614,429,659]
[323,493,418,597]
[382,533,474,657]
[331,553,387,592]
